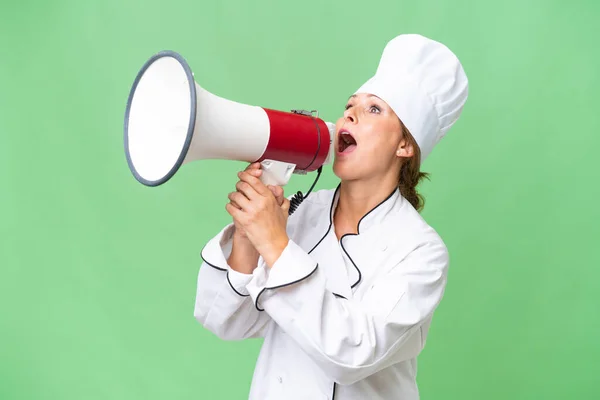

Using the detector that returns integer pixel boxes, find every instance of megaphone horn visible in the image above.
[124,51,336,206]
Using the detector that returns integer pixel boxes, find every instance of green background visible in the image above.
[1,0,599,398]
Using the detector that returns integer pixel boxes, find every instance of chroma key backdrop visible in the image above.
[1,0,599,399]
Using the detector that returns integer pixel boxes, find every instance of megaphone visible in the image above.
[124,50,336,209]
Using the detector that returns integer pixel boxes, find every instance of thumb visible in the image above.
[268,185,284,205]
[281,198,290,214]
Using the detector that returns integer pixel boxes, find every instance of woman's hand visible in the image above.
[228,163,286,239]
[226,164,290,268]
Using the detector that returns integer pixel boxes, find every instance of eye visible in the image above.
[345,103,352,110]
[369,105,381,113]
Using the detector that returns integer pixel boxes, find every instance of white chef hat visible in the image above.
[354,34,469,163]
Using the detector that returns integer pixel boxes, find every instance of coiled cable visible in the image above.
[288,166,322,216]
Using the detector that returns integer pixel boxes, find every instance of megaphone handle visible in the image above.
[259,160,295,187]
[258,160,323,216]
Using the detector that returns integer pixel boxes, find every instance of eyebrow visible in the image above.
[347,94,379,100]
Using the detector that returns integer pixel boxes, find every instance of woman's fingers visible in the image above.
[236,180,260,201]
[228,191,251,210]
[238,170,270,196]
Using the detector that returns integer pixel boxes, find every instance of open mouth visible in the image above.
[338,130,357,153]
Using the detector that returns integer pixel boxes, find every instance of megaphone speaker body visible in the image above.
[124,51,335,187]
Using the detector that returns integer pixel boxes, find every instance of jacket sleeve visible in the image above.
[193,223,272,340]
[244,237,449,385]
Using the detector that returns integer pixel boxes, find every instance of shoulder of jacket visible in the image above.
[388,199,448,252]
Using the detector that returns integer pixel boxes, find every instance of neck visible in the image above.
[334,174,398,228]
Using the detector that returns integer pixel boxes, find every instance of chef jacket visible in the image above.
[194,184,449,399]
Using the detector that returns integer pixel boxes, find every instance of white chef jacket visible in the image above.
[194,184,449,399]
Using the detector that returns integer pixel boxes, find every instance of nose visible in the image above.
[343,107,356,124]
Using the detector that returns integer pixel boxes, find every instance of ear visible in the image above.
[395,138,414,158]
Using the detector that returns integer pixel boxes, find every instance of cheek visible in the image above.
[360,121,386,146]
[361,127,397,158]
[372,120,402,149]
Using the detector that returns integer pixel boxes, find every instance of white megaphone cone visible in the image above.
[124,51,336,209]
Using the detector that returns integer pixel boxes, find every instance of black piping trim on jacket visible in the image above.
[200,245,226,271]
[226,272,250,297]
[306,184,339,255]
[305,185,342,298]
[253,263,319,311]
[308,183,398,291]
[340,232,362,289]
[341,186,398,287]
[332,382,337,399]
[201,245,250,298]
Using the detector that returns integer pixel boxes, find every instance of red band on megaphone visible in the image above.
[258,109,331,172]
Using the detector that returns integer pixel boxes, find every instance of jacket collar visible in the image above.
[328,183,404,234]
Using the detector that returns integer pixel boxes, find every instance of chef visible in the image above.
[194,33,469,399]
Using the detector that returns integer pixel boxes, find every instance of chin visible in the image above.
[332,160,362,182]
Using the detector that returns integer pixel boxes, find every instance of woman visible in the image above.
[193,34,468,399]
